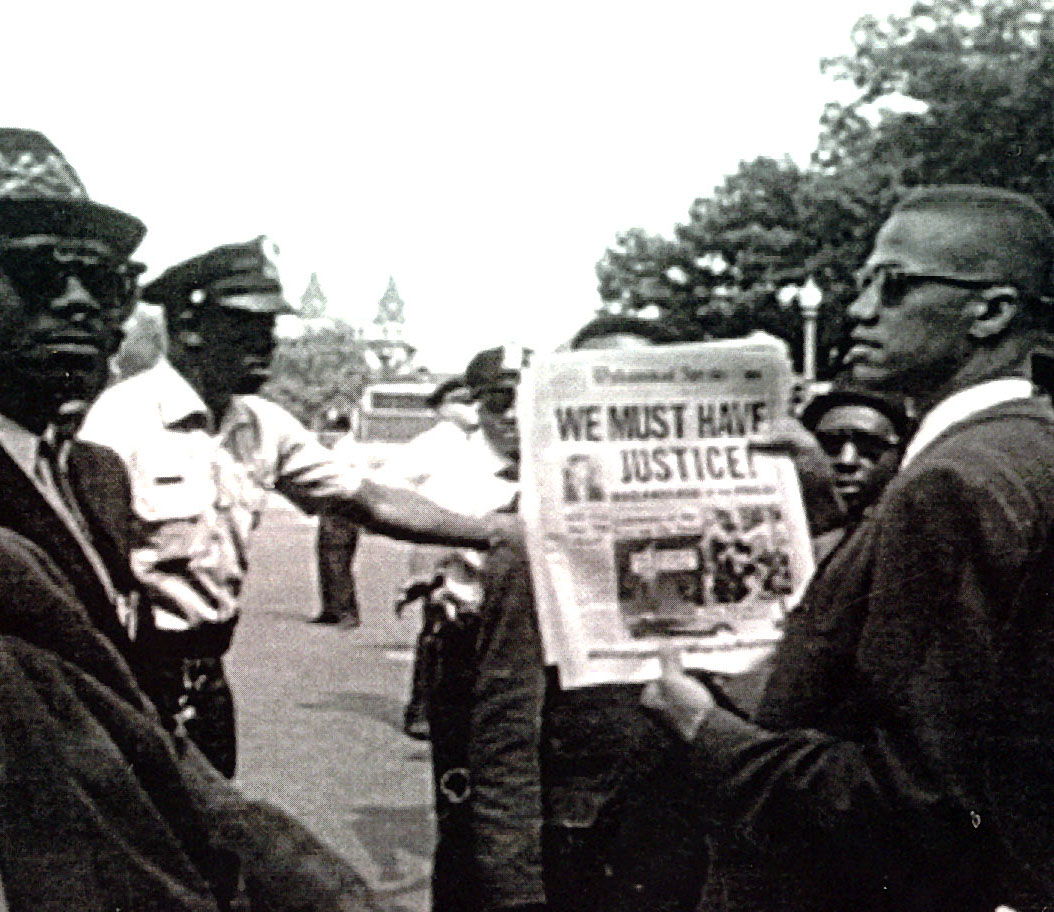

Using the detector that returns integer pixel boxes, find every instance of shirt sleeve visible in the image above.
[246,398,366,515]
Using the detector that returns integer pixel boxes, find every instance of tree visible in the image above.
[596,0,1054,376]
[262,322,371,429]
[819,0,1054,208]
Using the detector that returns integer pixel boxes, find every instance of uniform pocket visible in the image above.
[130,436,217,522]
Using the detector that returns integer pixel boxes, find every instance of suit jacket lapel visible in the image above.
[0,440,120,634]
[65,440,137,594]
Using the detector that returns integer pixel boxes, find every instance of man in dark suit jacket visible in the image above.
[645,186,1054,911]
[460,316,707,912]
[0,127,378,911]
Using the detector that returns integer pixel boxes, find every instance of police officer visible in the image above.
[79,241,516,777]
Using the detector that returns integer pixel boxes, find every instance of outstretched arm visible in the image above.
[261,400,518,548]
[328,477,519,548]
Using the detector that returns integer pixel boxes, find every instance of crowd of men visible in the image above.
[2,123,1054,912]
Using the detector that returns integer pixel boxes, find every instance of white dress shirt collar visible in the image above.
[901,377,1035,469]
[0,412,41,477]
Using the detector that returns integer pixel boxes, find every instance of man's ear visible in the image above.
[966,287,1020,340]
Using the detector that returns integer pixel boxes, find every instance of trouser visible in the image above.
[403,591,454,735]
[427,609,482,912]
[316,515,360,622]
[138,655,238,779]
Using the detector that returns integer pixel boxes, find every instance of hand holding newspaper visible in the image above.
[519,338,814,688]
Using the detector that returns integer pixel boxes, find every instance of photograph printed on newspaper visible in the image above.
[519,338,814,688]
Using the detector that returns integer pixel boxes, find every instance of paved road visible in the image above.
[226,505,434,912]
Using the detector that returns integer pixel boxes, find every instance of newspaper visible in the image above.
[519,338,814,688]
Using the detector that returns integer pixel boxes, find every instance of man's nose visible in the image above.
[847,280,880,324]
[835,439,861,469]
[50,275,102,321]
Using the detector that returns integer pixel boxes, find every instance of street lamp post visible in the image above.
[797,276,823,381]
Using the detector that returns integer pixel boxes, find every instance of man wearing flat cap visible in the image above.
[799,386,912,524]
[80,241,517,778]
[644,186,1054,911]
[0,127,382,912]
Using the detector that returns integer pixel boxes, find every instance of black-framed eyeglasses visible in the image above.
[855,265,998,307]
[0,240,145,316]
[479,385,517,415]
[815,429,900,462]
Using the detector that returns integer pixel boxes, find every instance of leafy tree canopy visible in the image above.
[596,0,1054,376]
[261,322,371,429]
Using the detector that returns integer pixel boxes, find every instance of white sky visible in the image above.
[5,0,911,371]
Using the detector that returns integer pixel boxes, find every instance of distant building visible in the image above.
[374,276,405,339]
[362,276,416,375]
[299,272,329,319]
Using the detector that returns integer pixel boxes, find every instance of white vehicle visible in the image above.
[350,380,440,444]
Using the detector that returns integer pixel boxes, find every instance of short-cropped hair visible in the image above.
[893,185,1054,301]
[570,314,684,350]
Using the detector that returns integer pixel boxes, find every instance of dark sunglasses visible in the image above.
[0,241,144,314]
[815,429,900,462]
[479,385,517,414]
[855,265,996,307]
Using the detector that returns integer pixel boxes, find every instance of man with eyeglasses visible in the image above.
[800,387,911,523]
[642,186,1054,911]
[79,244,518,778]
[0,127,382,911]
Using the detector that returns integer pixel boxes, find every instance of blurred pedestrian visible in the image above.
[375,374,498,733]
[314,429,363,627]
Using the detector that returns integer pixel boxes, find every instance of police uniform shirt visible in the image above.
[79,359,367,637]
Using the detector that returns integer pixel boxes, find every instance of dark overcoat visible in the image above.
[0,439,378,911]
[688,397,1054,912]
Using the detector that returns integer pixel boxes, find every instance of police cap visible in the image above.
[141,236,293,315]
